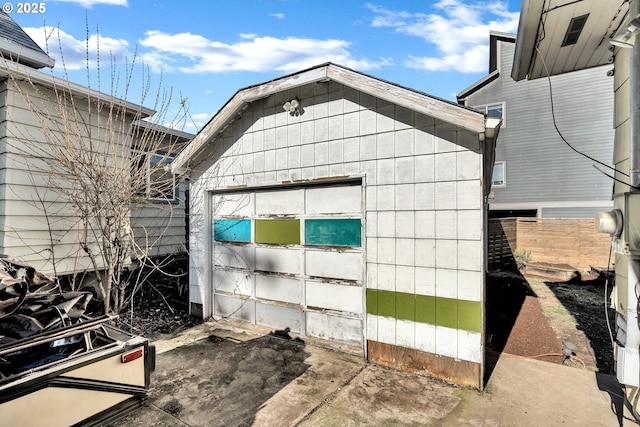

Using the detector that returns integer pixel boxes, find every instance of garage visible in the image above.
[211,181,364,345]
[172,63,500,388]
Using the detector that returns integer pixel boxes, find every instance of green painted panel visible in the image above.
[367,289,481,334]
[255,219,300,245]
[366,289,378,315]
[305,219,361,247]
[435,297,458,329]
[415,294,436,324]
[457,300,482,333]
[377,289,396,318]
[395,292,415,321]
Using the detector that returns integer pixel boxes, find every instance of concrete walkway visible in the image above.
[110,319,639,427]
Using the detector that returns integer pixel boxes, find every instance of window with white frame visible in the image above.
[147,154,175,201]
[473,102,505,126]
[492,161,505,187]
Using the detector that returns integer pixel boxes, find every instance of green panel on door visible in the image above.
[255,219,300,245]
[305,219,361,247]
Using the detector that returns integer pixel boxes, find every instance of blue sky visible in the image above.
[10,0,521,133]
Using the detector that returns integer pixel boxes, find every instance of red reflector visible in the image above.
[121,348,143,363]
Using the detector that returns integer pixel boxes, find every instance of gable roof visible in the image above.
[457,32,515,102]
[0,11,54,69]
[172,62,487,173]
[512,0,626,81]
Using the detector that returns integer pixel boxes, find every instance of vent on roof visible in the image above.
[562,14,589,47]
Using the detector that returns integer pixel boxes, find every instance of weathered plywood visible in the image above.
[367,340,482,388]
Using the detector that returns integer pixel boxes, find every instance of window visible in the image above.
[562,14,589,47]
[472,102,505,126]
[486,103,503,119]
[492,161,505,187]
[147,154,175,201]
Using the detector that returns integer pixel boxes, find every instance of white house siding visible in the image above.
[130,179,189,259]
[0,79,133,275]
[188,80,485,387]
[460,36,614,218]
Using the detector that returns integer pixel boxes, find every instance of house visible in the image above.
[172,62,500,388]
[130,120,192,261]
[457,31,614,219]
[509,0,640,416]
[0,11,191,282]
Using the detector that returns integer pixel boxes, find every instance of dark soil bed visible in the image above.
[486,269,615,374]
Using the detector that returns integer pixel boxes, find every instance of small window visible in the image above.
[492,161,505,187]
[472,102,505,126]
[562,14,589,47]
[147,154,175,201]
[486,104,503,120]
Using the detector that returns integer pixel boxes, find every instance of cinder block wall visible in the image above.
[188,80,485,387]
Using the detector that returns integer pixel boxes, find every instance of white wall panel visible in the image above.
[457,270,483,302]
[213,269,253,296]
[213,244,255,270]
[255,302,303,333]
[305,281,363,314]
[415,322,436,354]
[255,247,300,275]
[306,311,362,345]
[213,193,253,217]
[435,325,457,359]
[306,250,362,281]
[377,315,396,345]
[256,275,301,304]
[214,294,255,323]
[305,184,362,214]
[458,330,482,363]
[396,319,416,349]
[255,188,304,215]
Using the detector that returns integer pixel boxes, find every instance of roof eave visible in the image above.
[511,0,545,81]
[0,38,54,69]
[456,70,500,102]
[0,60,155,118]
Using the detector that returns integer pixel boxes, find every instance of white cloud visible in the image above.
[24,26,130,70]
[139,31,388,74]
[54,0,128,7]
[269,13,285,19]
[367,0,519,73]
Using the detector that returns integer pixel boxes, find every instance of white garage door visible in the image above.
[211,180,364,346]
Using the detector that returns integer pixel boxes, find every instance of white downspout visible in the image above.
[632,0,640,191]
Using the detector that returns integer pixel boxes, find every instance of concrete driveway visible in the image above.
[109,319,638,427]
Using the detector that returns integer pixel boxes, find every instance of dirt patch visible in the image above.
[528,275,615,373]
[486,269,615,374]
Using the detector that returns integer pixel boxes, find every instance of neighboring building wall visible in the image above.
[459,36,614,218]
[188,80,486,387]
[131,178,189,259]
[0,78,134,275]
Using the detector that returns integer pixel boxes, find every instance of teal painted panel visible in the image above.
[305,219,361,247]
[214,219,251,242]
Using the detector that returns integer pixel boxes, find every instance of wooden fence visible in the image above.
[488,218,612,272]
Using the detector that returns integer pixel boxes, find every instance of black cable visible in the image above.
[593,164,640,192]
[536,46,630,178]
